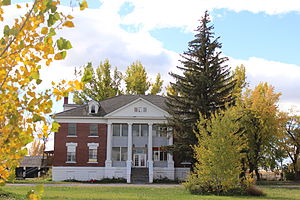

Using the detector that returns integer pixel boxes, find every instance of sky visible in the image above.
[5,0,300,148]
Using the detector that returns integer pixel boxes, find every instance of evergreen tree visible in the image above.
[166,11,236,163]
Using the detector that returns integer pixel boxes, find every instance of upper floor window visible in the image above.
[134,107,147,112]
[90,124,98,136]
[133,124,148,137]
[112,124,128,136]
[152,124,167,137]
[68,123,76,136]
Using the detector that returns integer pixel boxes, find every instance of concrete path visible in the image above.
[7,183,182,188]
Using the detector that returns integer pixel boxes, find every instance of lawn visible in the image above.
[1,185,300,200]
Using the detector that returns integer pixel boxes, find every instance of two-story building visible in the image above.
[52,95,189,183]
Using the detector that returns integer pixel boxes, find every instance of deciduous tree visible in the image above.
[242,83,281,180]
[150,73,163,95]
[28,140,45,156]
[185,106,246,194]
[0,0,84,184]
[125,61,150,95]
[281,108,300,180]
[73,60,122,104]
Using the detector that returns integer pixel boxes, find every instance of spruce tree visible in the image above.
[167,11,236,164]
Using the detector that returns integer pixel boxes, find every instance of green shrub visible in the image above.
[245,185,266,196]
[153,177,180,184]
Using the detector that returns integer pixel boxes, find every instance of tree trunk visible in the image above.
[255,168,261,181]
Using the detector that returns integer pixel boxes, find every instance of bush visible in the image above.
[245,185,266,196]
[153,177,180,184]
[63,177,126,184]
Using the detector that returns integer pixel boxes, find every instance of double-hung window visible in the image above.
[90,124,98,136]
[66,143,77,163]
[112,147,128,161]
[132,124,148,137]
[68,123,76,136]
[112,124,128,136]
[153,150,167,161]
[88,143,99,163]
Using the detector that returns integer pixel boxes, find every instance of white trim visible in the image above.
[55,118,107,123]
[88,136,99,138]
[105,98,169,117]
[88,143,99,149]
[66,161,76,164]
[67,135,77,138]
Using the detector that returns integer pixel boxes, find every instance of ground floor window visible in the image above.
[67,152,76,162]
[112,147,128,161]
[153,149,167,161]
[66,143,77,163]
[88,149,97,162]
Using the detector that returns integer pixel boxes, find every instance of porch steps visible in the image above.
[131,168,149,183]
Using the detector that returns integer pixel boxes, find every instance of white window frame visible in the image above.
[132,124,148,137]
[89,123,98,137]
[134,107,147,112]
[67,123,77,137]
[66,143,77,163]
[112,147,128,161]
[153,150,167,161]
[88,143,99,163]
[112,124,128,137]
[88,101,99,114]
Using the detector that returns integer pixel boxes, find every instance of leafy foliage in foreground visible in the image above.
[0,0,85,184]
[184,106,247,195]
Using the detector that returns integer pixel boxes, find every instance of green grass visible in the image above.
[1,186,300,200]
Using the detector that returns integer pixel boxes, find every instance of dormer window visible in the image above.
[91,105,96,113]
[88,101,99,114]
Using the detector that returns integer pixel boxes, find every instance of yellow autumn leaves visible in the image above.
[0,0,86,184]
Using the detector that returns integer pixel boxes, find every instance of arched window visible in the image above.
[91,105,96,113]
[88,101,99,114]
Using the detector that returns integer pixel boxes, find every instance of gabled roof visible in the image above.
[54,95,167,117]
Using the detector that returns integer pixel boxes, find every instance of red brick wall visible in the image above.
[53,123,107,167]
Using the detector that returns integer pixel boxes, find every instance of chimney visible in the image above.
[64,96,68,104]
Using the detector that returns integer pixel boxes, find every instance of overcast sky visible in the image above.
[7,0,300,149]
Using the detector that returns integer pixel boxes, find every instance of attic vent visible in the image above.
[134,107,147,112]
[88,101,99,114]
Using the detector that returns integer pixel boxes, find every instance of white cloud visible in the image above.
[228,57,300,111]
[118,0,300,32]
[4,2,300,151]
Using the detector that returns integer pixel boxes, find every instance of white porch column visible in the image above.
[126,123,133,183]
[167,131,175,179]
[148,123,153,183]
[167,131,175,167]
[105,123,112,167]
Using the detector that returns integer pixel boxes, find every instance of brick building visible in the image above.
[52,95,189,183]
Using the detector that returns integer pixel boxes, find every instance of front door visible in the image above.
[133,154,146,167]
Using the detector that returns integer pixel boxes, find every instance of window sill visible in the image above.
[66,161,76,163]
[87,161,98,164]
[112,136,128,137]
[67,135,77,137]
[88,136,99,137]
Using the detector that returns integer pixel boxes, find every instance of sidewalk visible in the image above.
[7,183,182,187]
